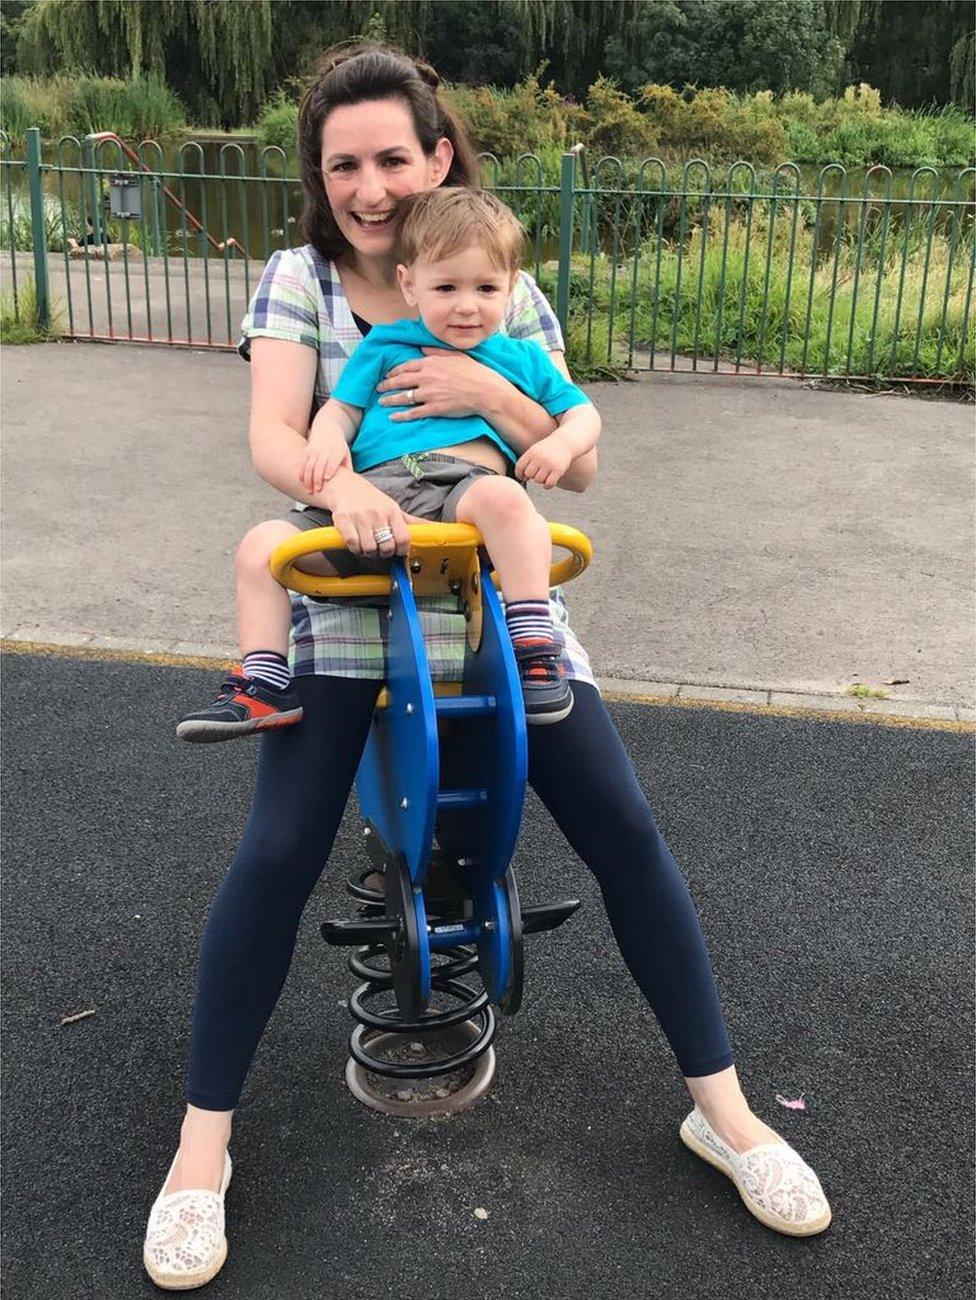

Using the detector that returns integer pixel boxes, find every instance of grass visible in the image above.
[0,276,62,343]
[845,684,889,700]
[539,214,975,383]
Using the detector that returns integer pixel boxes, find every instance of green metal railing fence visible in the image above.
[2,127,974,383]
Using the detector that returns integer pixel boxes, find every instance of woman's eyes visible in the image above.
[332,157,407,173]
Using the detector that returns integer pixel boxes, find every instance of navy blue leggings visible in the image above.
[187,678,733,1109]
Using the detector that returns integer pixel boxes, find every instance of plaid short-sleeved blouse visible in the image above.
[239,244,596,689]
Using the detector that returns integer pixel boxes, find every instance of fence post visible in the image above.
[150,176,162,256]
[556,150,577,336]
[25,128,50,330]
[82,136,104,245]
[572,143,592,254]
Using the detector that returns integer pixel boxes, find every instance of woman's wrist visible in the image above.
[480,372,556,450]
[316,463,356,510]
[478,367,511,421]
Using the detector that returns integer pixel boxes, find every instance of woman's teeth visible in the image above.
[353,212,393,226]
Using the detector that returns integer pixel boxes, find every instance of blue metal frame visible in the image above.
[354,554,528,1010]
[355,563,439,886]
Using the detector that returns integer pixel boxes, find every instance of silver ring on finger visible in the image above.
[373,527,395,544]
[407,388,416,404]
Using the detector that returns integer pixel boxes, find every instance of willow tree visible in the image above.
[261,0,436,86]
[823,0,975,107]
[949,28,975,109]
[18,0,274,125]
[505,0,634,88]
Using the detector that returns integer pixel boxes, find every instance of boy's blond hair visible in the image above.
[397,188,525,273]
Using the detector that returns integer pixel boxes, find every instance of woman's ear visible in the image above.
[397,263,418,307]
[429,137,454,186]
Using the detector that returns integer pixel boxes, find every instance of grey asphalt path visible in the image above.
[2,342,974,709]
[1,652,973,1299]
[0,255,261,349]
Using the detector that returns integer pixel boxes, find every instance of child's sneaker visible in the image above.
[517,650,573,725]
[176,673,303,743]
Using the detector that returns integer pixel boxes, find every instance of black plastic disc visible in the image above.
[499,866,524,1016]
[383,854,425,1020]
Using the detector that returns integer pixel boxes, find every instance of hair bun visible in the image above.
[316,40,360,77]
[412,58,441,90]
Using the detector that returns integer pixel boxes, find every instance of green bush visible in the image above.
[924,108,975,170]
[254,91,298,156]
[5,68,973,175]
[634,85,791,164]
[784,119,821,163]
[874,119,939,170]
[252,73,976,175]
[445,73,568,159]
[574,77,658,159]
[778,91,819,127]
[822,119,875,166]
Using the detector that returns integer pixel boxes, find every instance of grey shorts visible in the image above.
[286,452,500,577]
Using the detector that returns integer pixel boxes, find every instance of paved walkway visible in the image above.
[1,253,260,347]
[2,341,974,718]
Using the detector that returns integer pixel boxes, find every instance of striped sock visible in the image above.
[505,600,558,660]
[242,650,291,693]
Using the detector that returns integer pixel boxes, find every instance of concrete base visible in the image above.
[344,1024,496,1118]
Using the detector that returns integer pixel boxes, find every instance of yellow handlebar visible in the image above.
[270,522,593,599]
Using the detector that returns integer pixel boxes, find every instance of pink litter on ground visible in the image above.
[775,1093,807,1110]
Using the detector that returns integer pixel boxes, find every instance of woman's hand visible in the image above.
[376,347,503,421]
[322,468,411,559]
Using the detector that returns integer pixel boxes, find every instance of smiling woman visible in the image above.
[319,106,451,248]
[143,40,831,1294]
[297,46,476,271]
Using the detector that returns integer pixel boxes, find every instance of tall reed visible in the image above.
[0,75,186,147]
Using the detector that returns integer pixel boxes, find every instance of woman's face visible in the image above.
[320,98,453,259]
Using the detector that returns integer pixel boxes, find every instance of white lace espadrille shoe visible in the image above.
[143,1150,233,1290]
[680,1106,831,1236]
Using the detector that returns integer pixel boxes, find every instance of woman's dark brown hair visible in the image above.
[297,42,479,259]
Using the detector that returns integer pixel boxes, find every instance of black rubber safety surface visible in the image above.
[2,654,973,1300]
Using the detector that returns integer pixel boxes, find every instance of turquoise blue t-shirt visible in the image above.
[332,317,591,473]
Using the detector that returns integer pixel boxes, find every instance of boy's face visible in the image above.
[397,245,517,349]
